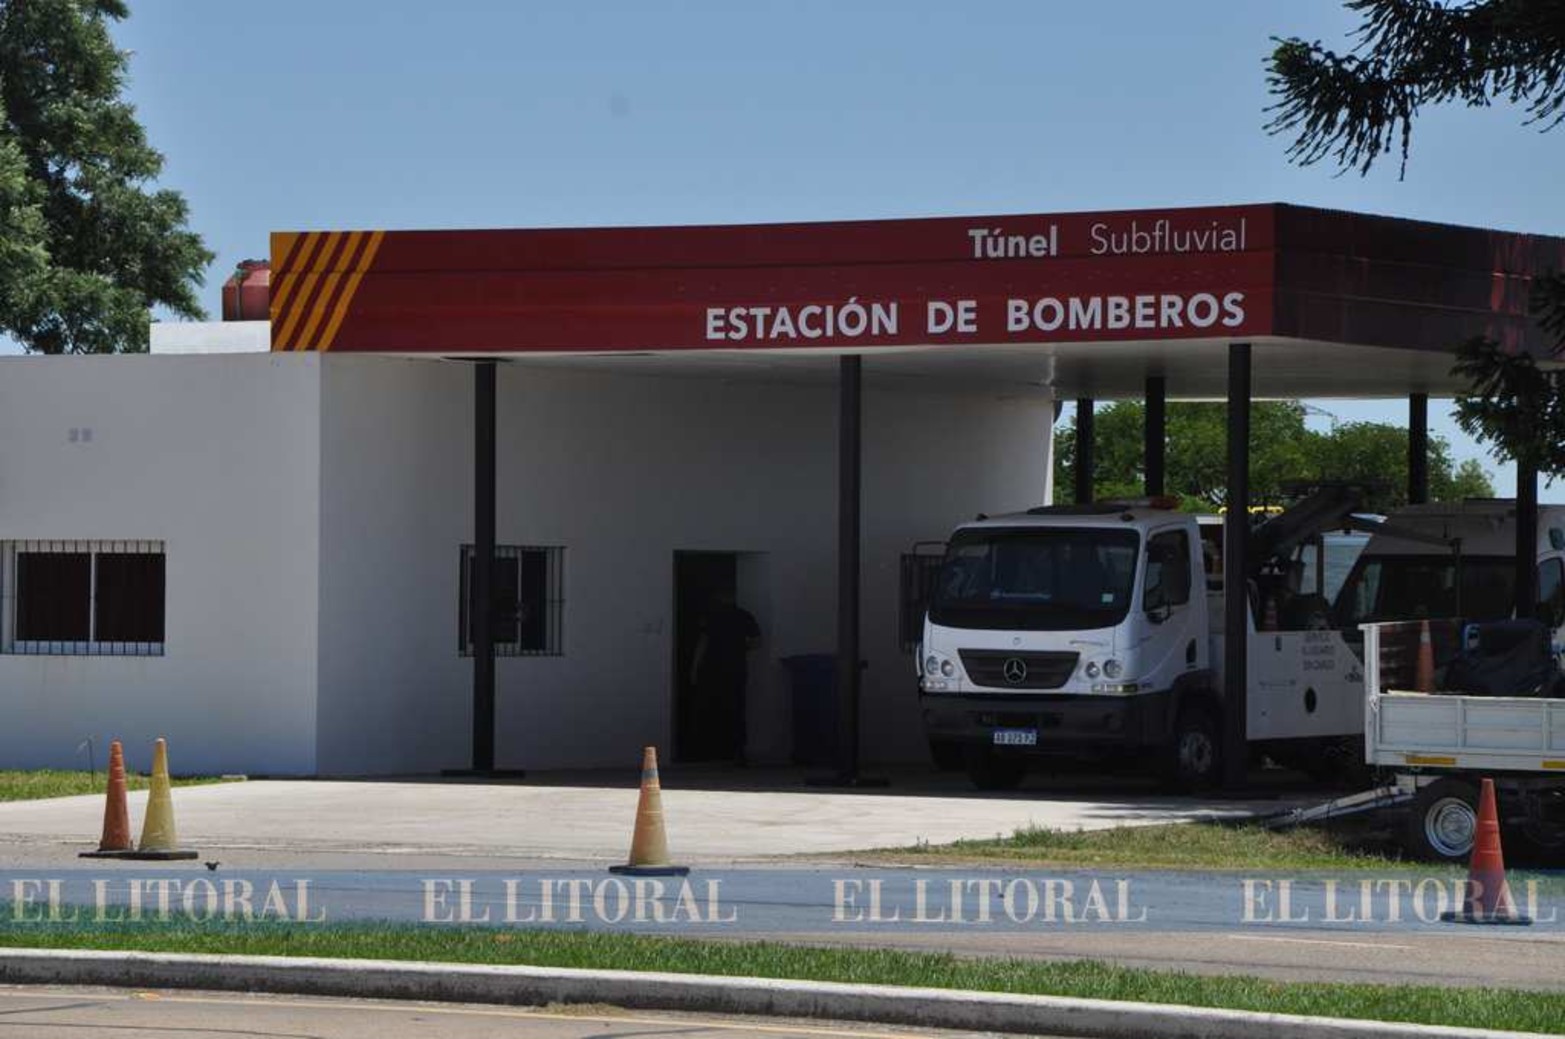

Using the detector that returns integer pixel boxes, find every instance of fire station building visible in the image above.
[0,203,1557,776]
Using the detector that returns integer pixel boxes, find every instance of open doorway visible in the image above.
[673,551,739,763]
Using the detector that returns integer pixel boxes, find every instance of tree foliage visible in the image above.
[1053,401,1495,510]
[1268,0,1565,477]
[0,0,211,353]
[1452,336,1565,471]
[1267,0,1565,176]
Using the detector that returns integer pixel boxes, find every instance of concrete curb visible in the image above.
[0,947,1544,1039]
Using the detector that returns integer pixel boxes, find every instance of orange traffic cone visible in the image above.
[609,746,689,877]
[79,740,133,859]
[1414,619,1436,692]
[123,738,198,861]
[1443,778,1531,925]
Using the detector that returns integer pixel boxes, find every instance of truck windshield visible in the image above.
[1333,555,1517,628]
[929,528,1140,631]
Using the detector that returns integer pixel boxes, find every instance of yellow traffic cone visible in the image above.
[609,746,688,876]
[125,738,198,861]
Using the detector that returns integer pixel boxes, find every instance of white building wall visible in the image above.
[314,358,472,774]
[0,349,1050,777]
[0,354,322,775]
[313,357,1051,773]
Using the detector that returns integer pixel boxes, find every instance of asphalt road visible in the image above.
[0,985,1068,1039]
[2,769,1557,994]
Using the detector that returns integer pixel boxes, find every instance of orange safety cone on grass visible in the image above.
[1442,777,1531,925]
[609,746,689,877]
[124,738,198,861]
[1414,619,1436,692]
[79,740,132,858]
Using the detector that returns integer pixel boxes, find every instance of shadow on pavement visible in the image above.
[252,762,1343,804]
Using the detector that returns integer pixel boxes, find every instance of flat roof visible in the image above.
[268,203,1565,399]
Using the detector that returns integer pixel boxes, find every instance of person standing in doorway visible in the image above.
[691,590,761,765]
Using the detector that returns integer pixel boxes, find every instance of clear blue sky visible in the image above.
[100,1,1563,496]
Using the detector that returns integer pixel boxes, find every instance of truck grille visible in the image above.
[959,650,1079,690]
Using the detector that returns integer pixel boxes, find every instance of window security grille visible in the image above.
[459,544,564,657]
[898,542,948,651]
[1,540,166,656]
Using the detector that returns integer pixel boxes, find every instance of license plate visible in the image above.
[992,728,1038,746]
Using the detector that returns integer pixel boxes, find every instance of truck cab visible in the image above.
[918,502,1219,789]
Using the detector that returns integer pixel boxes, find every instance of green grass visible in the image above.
[0,770,238,803]
[0,920,1558,1034]
[872,820,1410,871]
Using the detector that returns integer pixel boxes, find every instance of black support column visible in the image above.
[837,355,862,779]
[1517,449,1540,619]
[1074,399,1095,504]
[471,360,498,773]
[1222,344,1251,790]
[1408,393,1429,506]
[1145,376,1166,498]
[812,355,885,787]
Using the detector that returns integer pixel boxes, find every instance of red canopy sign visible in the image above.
[269,204,1561,358]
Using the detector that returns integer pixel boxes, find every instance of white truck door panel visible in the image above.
[1246,630,1364,740]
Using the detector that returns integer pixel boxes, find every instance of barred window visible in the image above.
[459,545,564,657]
[898,542,947,651]
[1,541,165,656]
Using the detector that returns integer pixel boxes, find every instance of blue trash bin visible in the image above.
[781,654,840,766]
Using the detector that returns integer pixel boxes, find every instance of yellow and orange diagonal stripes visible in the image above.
[269,230,385,352]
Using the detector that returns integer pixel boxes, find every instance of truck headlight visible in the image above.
[940,659,955,677]
[1084,661,1101,679]
[924,655,941,676]
[1103,659,1123,679]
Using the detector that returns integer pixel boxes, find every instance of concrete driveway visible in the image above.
[0,767,1301,865]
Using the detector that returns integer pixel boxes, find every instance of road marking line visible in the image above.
[0,986,926,1038]
[1226,934,1413,950]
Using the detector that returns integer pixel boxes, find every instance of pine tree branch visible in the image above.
[1267,0,1565,176]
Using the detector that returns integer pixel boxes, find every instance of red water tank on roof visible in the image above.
[221,260,271,321]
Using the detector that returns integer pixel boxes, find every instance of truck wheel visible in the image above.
[964,750,1028,791]
[1167,706,1221,791]
[928,740,964,772]
[1512,814,1565,866]
[1405,778,1479,863]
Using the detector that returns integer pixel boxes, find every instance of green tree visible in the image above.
[1053,401,1316,509]
[1054,404,1496,509]
[1267,1,1565,477]
[1452,336,1565,478]
[0,0,211,353]
[1446,457,1499,498]
[1308,419,1496,509]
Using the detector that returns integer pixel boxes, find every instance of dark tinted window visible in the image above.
[1146,530,1191,608]
[1335,555,1518,627]
[930,528,1140,631]
[460,545,563,656]
[1539,557,1564,624]
[95,553,166,643]
[15,552,91,642]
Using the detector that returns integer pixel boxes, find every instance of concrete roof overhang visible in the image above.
[269,203,1565,400]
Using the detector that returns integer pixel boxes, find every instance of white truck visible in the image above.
[1358,613,1565,862]
[917,495,1565,792]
